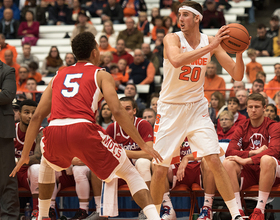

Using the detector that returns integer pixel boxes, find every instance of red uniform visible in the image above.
[106,117,153,151]
[216,112,246,135]
[217,124,236,141]
[172,138,201,189]
[42,62,126,182]
[14,122,42,190]
[226,117,280,189]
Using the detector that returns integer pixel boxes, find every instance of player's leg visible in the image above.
[28,164,40,216]
[116,156,161,220]
[250,155,278,220]
[38,156,56,220]
[198,158,216,220]
[72,165,91,218]
[135,158,152,188]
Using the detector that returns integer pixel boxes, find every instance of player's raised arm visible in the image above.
[97,70,163,163]
[10,79,53,177]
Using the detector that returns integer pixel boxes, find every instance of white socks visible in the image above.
[94,196,101,213]
[256,191,269,214]
[143,204,161,220]
[38,199,51,219]
[234,192,243,210]
[225,198,240,219]
[80,201,89,213]
[204,193,215,208]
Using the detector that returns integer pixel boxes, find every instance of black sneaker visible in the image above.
[49,207,57,220]
[70,208,89,219]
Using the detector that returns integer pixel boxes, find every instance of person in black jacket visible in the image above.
[0,57,20,220]
[101,0,124,24]
[48,0,74,25]
[0,8,19,39]
[20,0,47,25]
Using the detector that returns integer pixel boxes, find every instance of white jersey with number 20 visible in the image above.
[159,31,210,104]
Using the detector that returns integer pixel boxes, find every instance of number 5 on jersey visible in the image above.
[179,66,201,82]
[61,73,83,97]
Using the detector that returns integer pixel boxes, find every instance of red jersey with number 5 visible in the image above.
[49,62,103,123]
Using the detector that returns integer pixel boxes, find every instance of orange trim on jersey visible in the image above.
[153,136,156,144]
[154,124,159,132]
[171,156,180,165]
[193,151,197,159]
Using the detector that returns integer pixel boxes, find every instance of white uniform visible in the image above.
[154,31,220,167]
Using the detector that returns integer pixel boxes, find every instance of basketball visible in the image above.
[220,23,250,54]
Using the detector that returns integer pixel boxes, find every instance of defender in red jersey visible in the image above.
[11,32,162,220]
[223,94,280,220]
[14,100,43,214]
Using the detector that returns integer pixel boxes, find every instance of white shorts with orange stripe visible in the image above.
[153,97,220,167]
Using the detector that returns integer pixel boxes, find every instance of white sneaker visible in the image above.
[139,210,147,220]
[161,206,177,220]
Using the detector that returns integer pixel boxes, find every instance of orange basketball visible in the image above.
[220,23,250,54]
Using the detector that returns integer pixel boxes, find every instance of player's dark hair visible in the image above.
[253,78,265,86]
[228,97,239,106]
[247,93,265,107]
[177,1,203,17]
[71,32,97,60]
[120,97,138,111]
[19,99,38,112]
[266,104,277,116]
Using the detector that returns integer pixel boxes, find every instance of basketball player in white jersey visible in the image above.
[150,2,250,220]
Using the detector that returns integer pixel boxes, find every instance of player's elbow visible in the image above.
[170,60,181,68]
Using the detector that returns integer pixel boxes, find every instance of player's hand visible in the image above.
[236,36,252,55]
[225,155,251,166]
[211,25,230,49]
[141,143,163,163]
[9,155,30,177]
[177,159,188,181]
[254,145,268,155]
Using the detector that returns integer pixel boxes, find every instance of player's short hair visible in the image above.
[177,1,203,17]
[219,110,234,121]
[143,108,156,117]
[71,32,97,60]
[120,97,138,110]
[19,99,38,112]
[252,78,264,86]
[228,97,239,106]
[247,93,266,106]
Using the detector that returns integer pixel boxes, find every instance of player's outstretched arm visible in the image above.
[97,71,163,163]
[10,80,53,177]
[164,26,230,68]
[125,141,153,160]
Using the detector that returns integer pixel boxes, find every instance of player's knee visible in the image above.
[28,164,40,194]
[135,158,152,182]
[153,165,168,181]
[260,155,276,170]
[222,158,237,172]
[200,158,210,172]
[39,158,55,184]
[73,166,90,183]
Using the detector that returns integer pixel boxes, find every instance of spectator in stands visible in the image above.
[246,48,264,83]
[202,0,231,12]
[204,61,226,102]
[201,0,225,29]
[0,8,19,39]
[16,65,29,92]
[4,49,20,79]
[121,0,147,17]
[98,35,117,55]
[112,38,134,65]
[20,0,47,25]
[71,0,82,23]
[0,0,20,20]
[249,24,273,57]
[97,102,113,129]
[47,0,74,25]
[230,80,245,98]
[272,29,280,57]
[95,20,118,48]
[256,71,266,85]
[142,108,156,127]
[0,34,17,64]
[266,63,280,99]
[124,83,146,115]
[110,63,129,91]
[266,15,279,39]
[232,0,255,24]
[101,0,123,24]
[141,43,160,75]
[16,43,39,66]
[117,17,144,52]
[150,95,158,113]
[99,51,113,72]
[28,61,43,84]
[163,16,172,33]
[274,90,280,115]
[150,7,160,26]
[18,10,39,46]
[25,77,42,103]
[217,110,235,141]
[223,93,280,220]
[58,52,76,71]
[153,31,164,67]
[137,11,150,36]
[41,46,63,77]
[70,10,97,41]
[12,98,21,123]
[251,78,265,94]
[160,0,172,9]
[260,91,276,106]
[236,89,249,118]
[210,91,226,118]
[264,103,280,122]
[129,49,155,94]
[151,16,167,43]
[273,8,280,20]
[87,0,107,17]
[169,1,180,26]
